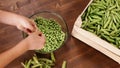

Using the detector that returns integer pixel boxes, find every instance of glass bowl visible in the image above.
[23,11,68,54]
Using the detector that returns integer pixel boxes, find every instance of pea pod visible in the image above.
[51,52,55,62]
[62,61,67,68]
[22,53,55,68]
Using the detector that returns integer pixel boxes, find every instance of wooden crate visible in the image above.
[72,0,120,64]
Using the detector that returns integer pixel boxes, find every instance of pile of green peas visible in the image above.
[34,17,65,53]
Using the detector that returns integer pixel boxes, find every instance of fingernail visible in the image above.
[26,28,32,33]
[38,34,42,36]
[32,24,35,27]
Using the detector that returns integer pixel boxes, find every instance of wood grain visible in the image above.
[0,0,119,68]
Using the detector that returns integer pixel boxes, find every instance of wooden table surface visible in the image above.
[0,0,120,68]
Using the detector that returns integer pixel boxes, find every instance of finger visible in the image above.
[26,23,35,32]
[18,25,33,34]
[17,25,26,33]
[29,19,39,31]
[23,28,32,34]
[29,19,40,32]
[29,20,37,28]
[26,28,32,33]
[24,20,37,33]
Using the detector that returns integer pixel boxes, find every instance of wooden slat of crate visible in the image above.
[72,25,120,64]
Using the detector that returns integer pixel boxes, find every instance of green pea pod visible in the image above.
[26,59,32,68]
[108,5,116,10]
[51,52,56,62]
[95,11,105,16]
[88,26,96,30]
[21,60,32,68]
[101,34,115,43]
[88,16,93,21]
[100,29,110,35]
[113,8,120,12]
[87,6,91,13]
[44,64,51,68]
[111,11,120,20]
[108,21,112,30]
[39,58,53,64]
[106,11,110,17]
[97,25,100,35]
[21,62,27,68]
[90,8,99,14]
[31,64,42,68]
[33,55,39,64]
[112,23,117,31]
[62,61,67,68]
[104,16,111,28]
[114,14,120,23]
[87,19,100,26]
[112,14,117,23]
[91,3,106,9]
[85,28,94,33]
[110,30,117,36]
[101,0,106,4]
[91,15,101,20]
[116,0,120,8]
[31,61,36,65]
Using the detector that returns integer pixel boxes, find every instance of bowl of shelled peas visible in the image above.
[23,11,68,54]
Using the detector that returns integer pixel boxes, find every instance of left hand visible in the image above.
[16,16,37,34]
[0,10,37,34]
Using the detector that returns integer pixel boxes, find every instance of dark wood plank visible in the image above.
[0,0,119,68]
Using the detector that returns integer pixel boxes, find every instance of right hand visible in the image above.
[24,31,46,50]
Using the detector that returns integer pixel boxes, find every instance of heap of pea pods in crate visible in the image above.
[72,0,120,64]
[82,0,120,48]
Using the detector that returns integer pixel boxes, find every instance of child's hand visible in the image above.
[24,31,46,50]
[0,10,37,34]
[15,16,37,34]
